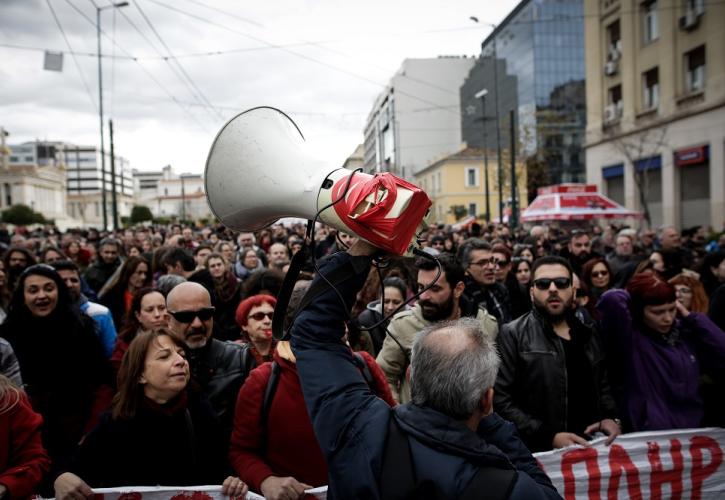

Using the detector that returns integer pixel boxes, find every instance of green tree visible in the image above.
[130,205,153,224]
[450,204,468,221]
[1,204,45,225]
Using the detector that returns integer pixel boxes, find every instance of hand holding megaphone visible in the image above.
[205,107,431,255]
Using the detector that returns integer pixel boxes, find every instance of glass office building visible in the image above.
[461,0,586,198]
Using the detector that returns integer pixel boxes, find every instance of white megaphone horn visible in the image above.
[205,107,432,256]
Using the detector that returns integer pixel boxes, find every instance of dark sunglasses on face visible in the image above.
[533,278,571,290]
[591,270,609,278]
[495,259,510,267]
[168,307,215,323]
[248,311,274,321]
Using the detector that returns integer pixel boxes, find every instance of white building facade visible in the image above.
[133,165,212,221]
[363,57,475,179]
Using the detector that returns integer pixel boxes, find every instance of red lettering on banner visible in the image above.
[648,439,684,500]
[561,447,601,499]
[170,493,213,500]
[536,458,547,474]
[690,436,724,500]
[607,444,642,499]
[116,495,142,500]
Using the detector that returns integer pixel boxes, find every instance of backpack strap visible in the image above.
[380,416,416,500]
[352,352,374,387]
[459,465,517,500]
[240,343,256,379]
[260,361,282,424]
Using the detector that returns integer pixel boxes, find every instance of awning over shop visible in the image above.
[520,184,642,222]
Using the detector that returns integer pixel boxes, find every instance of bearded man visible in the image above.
[494,256,621,452]
[376,255,497,404]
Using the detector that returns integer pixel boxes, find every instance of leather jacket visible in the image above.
[494,308,618,452]
[188,338,249,434]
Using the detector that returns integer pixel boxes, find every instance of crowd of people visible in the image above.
[0,219,723,498]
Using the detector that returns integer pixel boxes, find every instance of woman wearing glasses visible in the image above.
[54,330,247,498]
[598,272,725,431]
[0,264,113,491]
[581,258,613,304]
[669,273,709,313]
[235,295,277,366]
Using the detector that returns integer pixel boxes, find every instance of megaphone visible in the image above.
[205,107,431,255]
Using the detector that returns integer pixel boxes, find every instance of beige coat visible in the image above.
[375,304,498,404]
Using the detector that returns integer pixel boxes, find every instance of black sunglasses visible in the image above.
[533,278,571,290]
[168,307,215,323]
[248,311,274,321]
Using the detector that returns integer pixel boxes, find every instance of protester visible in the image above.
[506,257,532,319]
[99,256,152,329]
[206,253,243,341]
[377,255,498,404]
[0,374,50,499]
[492,244,513,283]
[0,264,113,487]
[598,272,725,431]
[53,330,247,496]
[700,250,725,298]
[3,246,36,292]
[52,260,117,358]
[83,238,122,293]
[357,276,409,355]
[166,282,249,433]
[495,256,620,452]
[235,295,277,366]
[111,288,168,372]
[0,339,21,385]
[559,230,596,276]
[39,246,66,265]
[0,261,10,323]
[581,257,613,305]
[459,239,512,324]
[669,273,709,313]
[235,248,264,281]
[290,241,559,498]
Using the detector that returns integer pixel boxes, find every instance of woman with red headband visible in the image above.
[597,271,725,432]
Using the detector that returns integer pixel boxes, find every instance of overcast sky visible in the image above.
[1,0,519,174]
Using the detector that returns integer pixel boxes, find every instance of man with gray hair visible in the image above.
[290,241,560,499]
[459,238,512,324]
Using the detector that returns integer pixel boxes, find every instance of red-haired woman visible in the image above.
[669,273,709,314]
[597,272,725,431]
[235,294,277,367]
[0,374,50,499]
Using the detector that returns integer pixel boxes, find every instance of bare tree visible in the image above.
[609,126,668,228]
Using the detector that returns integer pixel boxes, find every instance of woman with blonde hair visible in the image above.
[669,273,709,313]
[0,374,51,499]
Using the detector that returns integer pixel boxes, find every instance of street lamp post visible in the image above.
[474,89,491,223]
[97,1,128,231]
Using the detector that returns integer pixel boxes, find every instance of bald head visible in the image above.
[167,281,210,310]
[166,282,213,349]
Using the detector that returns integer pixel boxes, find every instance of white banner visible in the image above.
[84,485,327,500]
[532,427,725,499]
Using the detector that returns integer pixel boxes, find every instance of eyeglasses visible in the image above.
[591,270,609,278]
[675,287,692,295]
[533,278,571,290]
[168,307,215,323]
[495,259,510,267]
[248,311,274,321]
[470,257,496,267]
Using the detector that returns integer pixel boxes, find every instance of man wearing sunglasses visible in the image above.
[166,282,250,435]
[494,256,621,453]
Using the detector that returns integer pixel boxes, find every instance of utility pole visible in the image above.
[96,2,128,230]
[509,110,518,229]
[180,175,186,222]
[109,119,119,230]
[474,89,491,223]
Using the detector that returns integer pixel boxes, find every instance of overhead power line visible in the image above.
[45,0,98,112]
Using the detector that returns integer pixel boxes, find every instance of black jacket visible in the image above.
[83,258,121,294]
[188,338,250,436]
[494,309,618,452]
[70,391,228,487]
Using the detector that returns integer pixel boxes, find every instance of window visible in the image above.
[643,68,659,109]
[4,183,11,206]
[642,0,658,44]
[607,85,623,120]
[606,20,621,60]
[465,167,479,187]
[685,0,704,15]
[468,203,477,217]
[685,45,705,92]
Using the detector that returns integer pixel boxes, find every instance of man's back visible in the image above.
[292,252,560,499]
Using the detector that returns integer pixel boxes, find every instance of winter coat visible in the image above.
[597,289,725,431]
[83,258,121,294]
[494,308,618,452]
[357,300,387,355]
[0,339,21,386]
[376,304,498,404]
[290,252,560,500]
[69,391,228,487]
[0,310,114,480]
[0,391,50,499]
[79,298,117,359]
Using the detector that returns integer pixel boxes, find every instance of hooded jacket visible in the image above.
[290,252,560,499]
